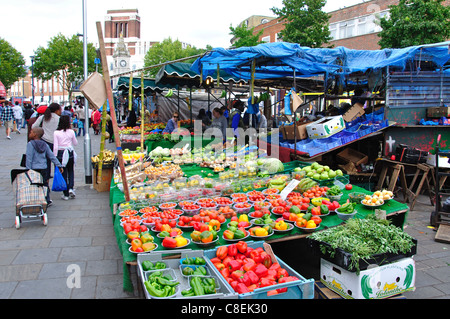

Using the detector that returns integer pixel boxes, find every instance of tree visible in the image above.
[229,23,264,48]
[144,38,207,77]
[33,33,98,105]
[378,0,450,49]
[0,38,26,90]
[271,0,331,47]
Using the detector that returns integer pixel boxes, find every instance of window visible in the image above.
[261,36,270,43]
[329,23,337,40]
[261,18,269,24]
[357,17,366,36]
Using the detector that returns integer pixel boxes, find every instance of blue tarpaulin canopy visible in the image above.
[191,42,450,82]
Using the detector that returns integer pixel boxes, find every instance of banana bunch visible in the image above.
[296,177,318,193]
[164,89,174,98]
[257,92,270,103]
[91,150,116,163]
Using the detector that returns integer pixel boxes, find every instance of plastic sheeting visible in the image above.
[191,42,450,81]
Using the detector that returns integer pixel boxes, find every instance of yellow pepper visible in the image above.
[175,235,188,247]
[254,227,268,236]
[238,214,249,223]
[275,220,287,231]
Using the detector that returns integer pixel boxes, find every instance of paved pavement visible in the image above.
[0,124,448,299]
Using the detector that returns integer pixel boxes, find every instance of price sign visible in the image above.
[279,179,300,200]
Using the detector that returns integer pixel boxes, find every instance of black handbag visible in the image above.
[20,154,26,168]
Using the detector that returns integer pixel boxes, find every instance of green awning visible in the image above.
[155,62,246,88]
[115,77,176,93]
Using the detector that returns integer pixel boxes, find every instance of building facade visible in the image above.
[249,0,450,50]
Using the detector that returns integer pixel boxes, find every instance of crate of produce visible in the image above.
[320,257,415,299]
[204,241,315,299]
[137,249,237,299]
[307,217,417,273]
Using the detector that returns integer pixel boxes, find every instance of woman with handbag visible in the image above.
[53,115,78,200]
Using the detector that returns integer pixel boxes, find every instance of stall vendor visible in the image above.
[163,112,179,134]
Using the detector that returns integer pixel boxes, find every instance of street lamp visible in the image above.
[82,0,92,185]
[30,56,35,106]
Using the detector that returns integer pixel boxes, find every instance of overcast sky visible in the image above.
[1,0,364,65]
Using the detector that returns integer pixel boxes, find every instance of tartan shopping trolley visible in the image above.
[11,169,48,229]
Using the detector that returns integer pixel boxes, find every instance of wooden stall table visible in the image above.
[376,158,436,210]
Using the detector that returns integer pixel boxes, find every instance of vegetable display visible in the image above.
[309,216,415,273]
[144,271,179,298]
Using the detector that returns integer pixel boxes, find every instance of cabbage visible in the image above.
[259,158,284,174]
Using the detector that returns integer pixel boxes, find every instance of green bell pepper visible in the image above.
[142,261,154,271]
[233,229,246,239]
[194,257,206,265]
[181,288,195,297]
[191,276,204,296]
[144,281,166,298]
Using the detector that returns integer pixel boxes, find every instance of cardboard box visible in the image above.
[320,257,416,299]
[427,107,450,118]
[281,122,308,140]
[426,153,450,168]
[336,148,368,166]
[306,116,345,139]
[343,103,365,122]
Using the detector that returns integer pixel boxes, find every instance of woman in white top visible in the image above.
[32,103,62,180]
[53,115,78,200]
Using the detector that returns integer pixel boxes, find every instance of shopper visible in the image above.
[12,102,23,134]
[53,115,78,200]
[1,102,15,139]
[32,103,62,180]
[91,109,102,135]
[75,105,86,136]
[26,127,64,206]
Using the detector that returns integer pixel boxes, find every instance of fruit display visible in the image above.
[91,149,115,166]
[373,189,394,201]
[190,229,219,244]
[295,162,344,181]
[361,194,385,207]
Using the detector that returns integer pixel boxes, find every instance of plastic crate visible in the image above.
[313,136,342,150]
[137,250,237,299]
[357,125,373,138]
[204,241,315,299]
[335,130,359,145]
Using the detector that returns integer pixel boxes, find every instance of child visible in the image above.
[77,117,85,137]
[53,115,78,200]
[26,127,64,206]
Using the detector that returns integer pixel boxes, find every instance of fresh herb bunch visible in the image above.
[310,215,415,273]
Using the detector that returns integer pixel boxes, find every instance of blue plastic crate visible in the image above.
[314,136,342,150]
[335,130,359,145]
[299,140,324,156]
[357,125,373,138]
[204,241,315,299]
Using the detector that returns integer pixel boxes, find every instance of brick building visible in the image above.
[247,0,450,50]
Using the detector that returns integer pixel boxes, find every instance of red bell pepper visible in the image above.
[161,236,177,248]
[249,250,262,264]
[222,256,233,268]
[259,277,275,288]
[228,244,237,257]
[247,284,258,292]
[276,268,289,279]
[220,267,230,278]
[214,263,225,271]
[216,246,228,260]
[260,252,273,268]
[231,270,245,282]
[243,260,256,272]
[236,241,248,254]
[246,270,259,285]
[278,276,298,283]
[230,280,238,290]
[269,262,281,271]
[235,283,250,294]
[228,260,241,272]
[254,263,268,278]
[210,257,221,264]
[245,247,254,257]
[241,272,252,286]
[235,253,246,260]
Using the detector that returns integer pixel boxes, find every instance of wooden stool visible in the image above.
[376,159,408,200]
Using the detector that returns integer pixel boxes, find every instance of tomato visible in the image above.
[345,184,353,190]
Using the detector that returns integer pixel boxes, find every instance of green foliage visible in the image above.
[229,24,264,48]
[144,38,208,77]
[33,33,98,98]
[378,0,450,49]
[271,0,331,48]
[0,38,26,89]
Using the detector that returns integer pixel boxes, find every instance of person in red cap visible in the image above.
[27,105,47,142]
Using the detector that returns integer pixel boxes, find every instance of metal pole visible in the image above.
[82,0,92,184]
[30,56,35,106]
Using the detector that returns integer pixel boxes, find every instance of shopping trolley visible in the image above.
[11,169,48,229]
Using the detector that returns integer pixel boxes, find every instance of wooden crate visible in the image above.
[93,167,113,193]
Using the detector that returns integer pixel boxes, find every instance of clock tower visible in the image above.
[112,33,131,76]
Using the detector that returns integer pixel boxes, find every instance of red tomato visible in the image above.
[345,184,353,190]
